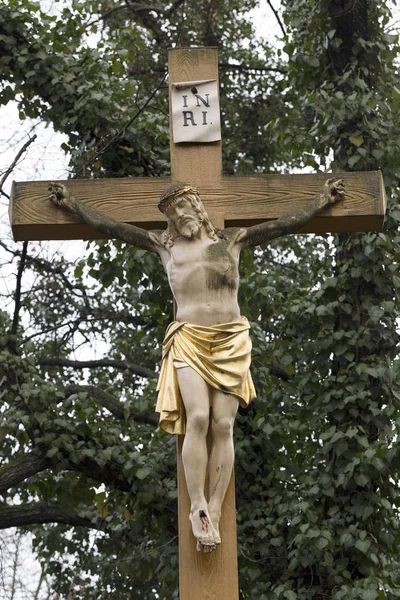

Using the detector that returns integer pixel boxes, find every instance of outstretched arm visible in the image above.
[237,178,345,249]
[48,183,162,253]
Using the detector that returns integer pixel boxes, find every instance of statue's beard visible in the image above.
[177,217,203,238]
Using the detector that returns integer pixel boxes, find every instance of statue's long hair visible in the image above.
[162,194,224,248]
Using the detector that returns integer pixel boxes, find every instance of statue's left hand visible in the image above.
[324,178,345,205]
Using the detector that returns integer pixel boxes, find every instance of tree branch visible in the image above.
[64,384,158,426]
[23,308,155,343]
[86,0,185,27]
[40,357,156,379]
[219,62,287,74]
[165,0,185,18]
[88,70,167,167]
[0,443,143,497]
[266,0,286,38]
[124,1,169,46]
[0,502,106,531]
[0,240,92,309]
[0,135,37,194]
[70,454,132,491]
[0,453,52,495]
[11,241,28,337]
[85,4,128,27]
[270,364,294,382]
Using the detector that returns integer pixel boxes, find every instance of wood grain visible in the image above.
[10,171,385,241]
[177,436,239,600]
[171,47,238,600]
[168,47,222,186]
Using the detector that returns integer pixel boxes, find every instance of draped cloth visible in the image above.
[156,317,256,435]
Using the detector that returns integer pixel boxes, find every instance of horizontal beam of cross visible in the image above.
[10,170,385,241]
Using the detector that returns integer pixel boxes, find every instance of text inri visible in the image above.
[171,79,221,143]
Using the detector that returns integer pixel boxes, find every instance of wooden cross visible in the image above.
[10,47,386,600]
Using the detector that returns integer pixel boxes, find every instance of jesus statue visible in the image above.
[48,177,344,552]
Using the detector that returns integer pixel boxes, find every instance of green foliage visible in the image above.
[1,0,400,598]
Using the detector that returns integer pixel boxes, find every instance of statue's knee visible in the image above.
[186,412,209,436]
[212,416,234,438]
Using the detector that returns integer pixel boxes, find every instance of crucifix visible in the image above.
[10,47,386,599]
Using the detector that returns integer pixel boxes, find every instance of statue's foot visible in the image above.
[196,540,216,553]
[189,509,219,551]
[208,510,221,545]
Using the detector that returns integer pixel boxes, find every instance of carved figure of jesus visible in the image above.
[48,178,344,552]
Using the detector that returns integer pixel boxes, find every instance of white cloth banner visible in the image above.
[171,79,221,143]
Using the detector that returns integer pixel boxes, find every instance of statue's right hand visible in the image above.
[48,182,74,212]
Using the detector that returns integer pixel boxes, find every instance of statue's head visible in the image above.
[159,183,219,247]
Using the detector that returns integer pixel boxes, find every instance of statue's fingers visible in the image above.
[331,181,345,193]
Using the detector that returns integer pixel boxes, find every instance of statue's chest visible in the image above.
[166,239,239,291]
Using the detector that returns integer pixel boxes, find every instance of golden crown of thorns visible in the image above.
[158,183,199,212]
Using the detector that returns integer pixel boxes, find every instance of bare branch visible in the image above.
[40,357,156,379]
[0,241,91,308]
[88,71,167,167]
[0,453,52,495]
[0,135,37,193]
[23,310,153,343]
[11,242,28,337]
[0,502,106,532]
[266,0,286,38]
[64,384,158,426]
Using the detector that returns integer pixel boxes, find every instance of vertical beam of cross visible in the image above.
[168,47,239,600]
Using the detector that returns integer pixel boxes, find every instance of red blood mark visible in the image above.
[199,510,209,533]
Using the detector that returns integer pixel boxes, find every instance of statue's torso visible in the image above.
[160,229,242,326]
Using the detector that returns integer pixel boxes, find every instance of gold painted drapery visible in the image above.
[156,317,256,434]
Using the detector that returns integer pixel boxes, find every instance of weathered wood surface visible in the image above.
[169,47,222,186]
[10,170,386,241]
[177,436,239,600]
[171,49,239,600]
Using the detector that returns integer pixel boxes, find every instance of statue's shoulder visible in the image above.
[221,227,247,244]
[148,229,170,255]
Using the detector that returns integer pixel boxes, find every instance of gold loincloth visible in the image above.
[156,317,256,435]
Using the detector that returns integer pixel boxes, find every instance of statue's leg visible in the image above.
[207,390,239,543]
[177,366,218,549]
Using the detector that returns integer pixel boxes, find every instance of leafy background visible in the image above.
[0,0,400,598]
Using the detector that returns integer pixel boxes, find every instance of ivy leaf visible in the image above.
[349,135,364,147]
